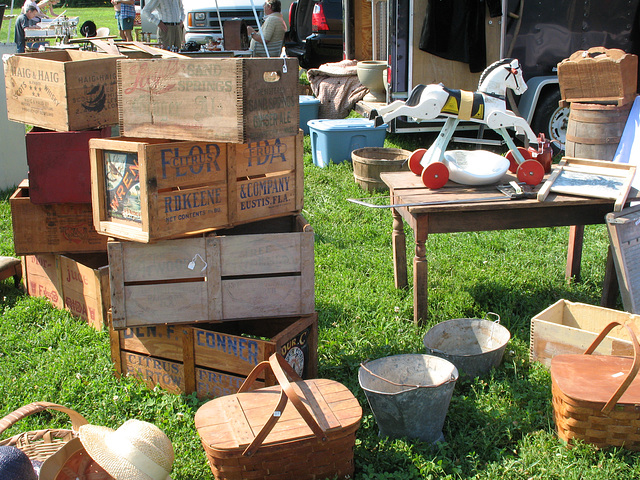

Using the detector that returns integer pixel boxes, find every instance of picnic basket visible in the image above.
[0,401,113,479]
[195,353,362,480]
[551,320,640,449]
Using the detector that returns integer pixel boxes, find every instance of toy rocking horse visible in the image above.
[369,58,545,188]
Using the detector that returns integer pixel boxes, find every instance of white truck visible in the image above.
[138,0,266,44]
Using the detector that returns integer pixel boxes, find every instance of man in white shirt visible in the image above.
[141,0,185,50]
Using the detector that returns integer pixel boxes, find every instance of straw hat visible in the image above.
[0,445,37,480]
[78,420,174,480]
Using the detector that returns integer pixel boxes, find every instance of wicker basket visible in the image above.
[551,320,640,449]
[195,353,362,480]
[0,402,102,479]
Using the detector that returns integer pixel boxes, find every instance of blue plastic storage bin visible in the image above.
[308,118,387,167]
[299,95,320,135]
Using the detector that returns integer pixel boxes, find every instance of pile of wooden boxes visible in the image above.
[558,47,638,161]
[6,50,120,329]
[6,50,317,398]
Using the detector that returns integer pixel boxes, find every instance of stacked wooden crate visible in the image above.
[6,52,317,398]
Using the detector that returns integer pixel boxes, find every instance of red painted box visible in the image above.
[26,127,112,204]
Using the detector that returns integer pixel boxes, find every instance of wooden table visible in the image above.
[381,170,628,324]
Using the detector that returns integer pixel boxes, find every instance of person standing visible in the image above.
[246,0,286,57]
[112,0,135,42]
[15,5,39,53]
[141,0,185,51]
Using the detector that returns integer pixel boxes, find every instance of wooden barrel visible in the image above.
[565,102,632,161]
[352,147,411,192]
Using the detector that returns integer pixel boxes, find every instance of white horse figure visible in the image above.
[369,58,543,188]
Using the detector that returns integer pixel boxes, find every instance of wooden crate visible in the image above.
[117,57,299,143]
[108,214,315,328]
[4,50,120,132]
[558,47,638,106]
[530,299,640,367]
[26,127,112,204]
[22,253,110,330]
[10,180,108,255]
[22,254,64,309]
[89,133,303,243]
[110,313,318,399]
[60,253,110,331]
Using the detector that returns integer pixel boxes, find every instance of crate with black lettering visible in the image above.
[117,57,299,143]
[89,132,303,243]
[108,214,314,328]
[4,50,120,132]
[109,313,318,399]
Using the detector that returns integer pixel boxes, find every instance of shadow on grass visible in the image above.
[465,279,618,337]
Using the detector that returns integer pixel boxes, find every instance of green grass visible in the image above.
[2,134,638,478]
[1,6,121,44]
[0,24,639,475]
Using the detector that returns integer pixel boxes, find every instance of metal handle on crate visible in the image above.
[486,312,500,323]
[0,402,88,436]
[237,353,327,457]
[583,321,640,414]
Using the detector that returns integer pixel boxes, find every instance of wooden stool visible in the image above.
[0,256,22,288]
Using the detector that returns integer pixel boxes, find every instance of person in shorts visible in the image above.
[112,0,135,41]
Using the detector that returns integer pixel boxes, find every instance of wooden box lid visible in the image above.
[195,376,361,457]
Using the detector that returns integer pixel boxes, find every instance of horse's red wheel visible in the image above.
[409,149,427,176]
[517,159,545,186]
[506,147,533,173]
[421,161,449,189]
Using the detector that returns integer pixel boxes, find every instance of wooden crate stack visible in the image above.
[6,52,317,399]
[5,50,120,330]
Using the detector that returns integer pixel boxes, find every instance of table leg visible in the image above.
[566,225,584,282]
[392,208,407,289]
[413,237,428,326]
[601,246,619,308]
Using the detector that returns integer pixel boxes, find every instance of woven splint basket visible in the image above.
[195,353,362,480]
[551,320,640,449]
[0,402,87,462]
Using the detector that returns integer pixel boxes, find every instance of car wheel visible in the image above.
[530,87,569,154]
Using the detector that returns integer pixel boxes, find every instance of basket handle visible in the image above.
[583,321,640,414]
[236,353,327,457]
[0,402,89,436]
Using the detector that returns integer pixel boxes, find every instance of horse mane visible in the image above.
[478,58,514,89]
[406,84,428,107]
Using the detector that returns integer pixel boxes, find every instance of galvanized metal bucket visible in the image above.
[423,313,511,378]
[358,354,458,444]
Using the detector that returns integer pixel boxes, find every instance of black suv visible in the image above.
[285,0,343,69]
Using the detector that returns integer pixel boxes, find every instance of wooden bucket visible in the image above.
[352,147,411,192]
[565,102,632,161]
